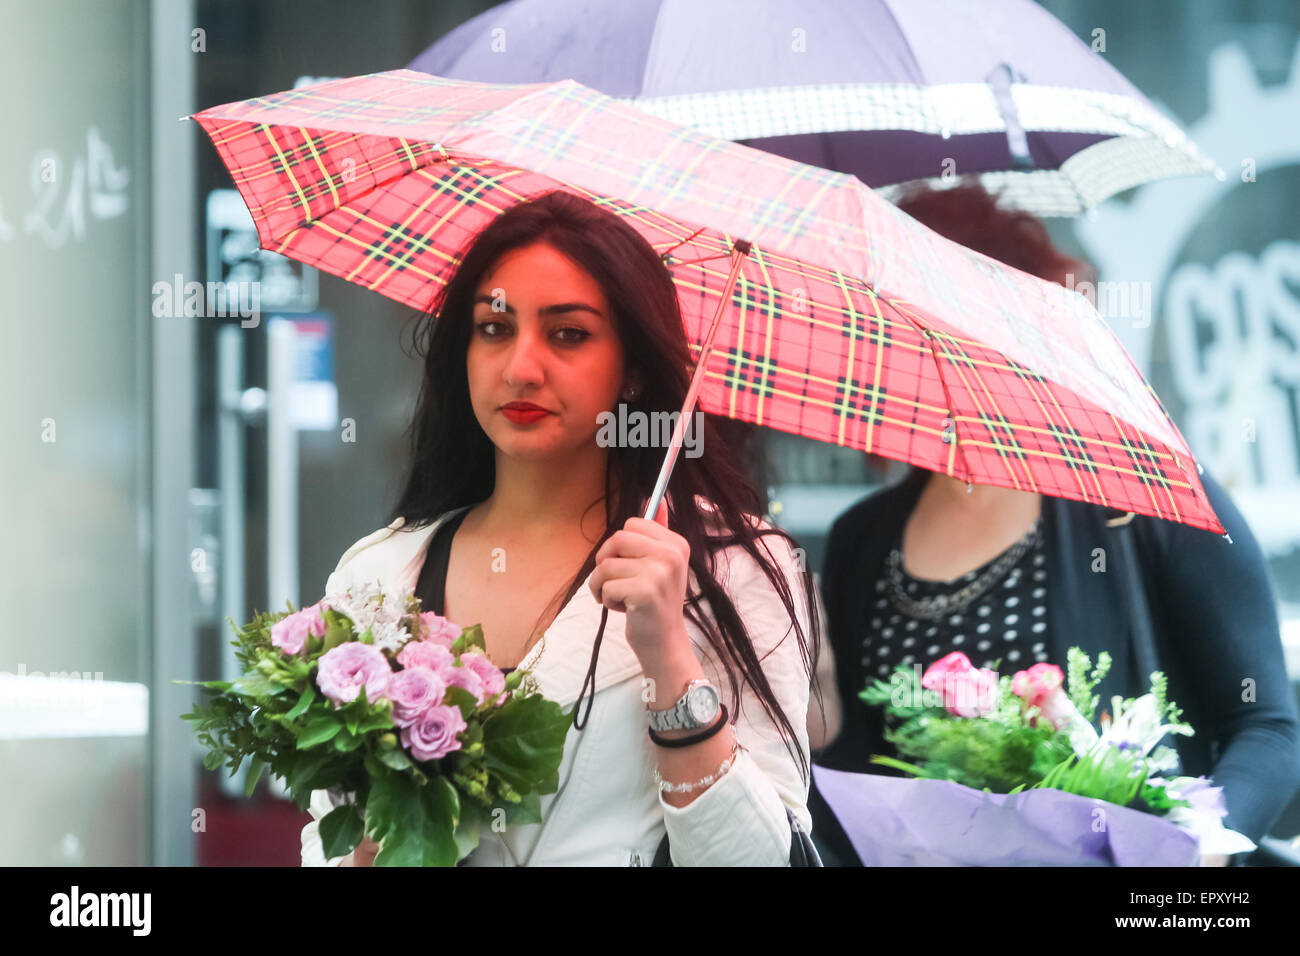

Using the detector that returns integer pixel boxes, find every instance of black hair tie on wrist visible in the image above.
[647,704,729,748]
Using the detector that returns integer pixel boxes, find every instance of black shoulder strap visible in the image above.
[414,507,473,617]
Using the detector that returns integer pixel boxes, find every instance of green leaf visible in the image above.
[367,773,460,867]
[454,800,491,859]
[298,715,343,749]
[480,695,571,791]
[286,685,316,720]
[377,747,413,772]
[457,624,486,653]
[286,751,350,803]
[332,729,362,752]
[501,788,542,826]
[443,685,479,721]
[320,804,364,860]
[230,672,280,698]
[173,678,233,691]
[244,757,267,797]
[355,710,395,735]
[320,615,352,654]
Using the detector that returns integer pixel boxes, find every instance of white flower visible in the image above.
[323,583,416,652]
[369,619,408,655]
[1098,693,1191,758]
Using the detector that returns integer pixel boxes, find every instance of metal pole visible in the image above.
[267,319,299,613]
[642,240,751,521]
[151,0,198,867]
[217,326,248,799]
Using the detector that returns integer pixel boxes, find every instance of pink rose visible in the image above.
[1011,663,1065,710]
[385,666,447,728]
[1012,663,1088,732]
[270,602,328,656]
[1034,687,1080,730]
[442,663,485,705]
[419,612,462,646]
[922,652,997,718]
[921,651,975,686]
[943,667,999,717]
[397,640,454,673]
[458,652,506,702]
[401,704,467,761]
[315,642,393,706]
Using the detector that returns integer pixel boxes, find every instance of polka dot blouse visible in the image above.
[863,518,1050,681]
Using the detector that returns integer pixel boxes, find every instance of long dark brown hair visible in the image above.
[389,190,822,783]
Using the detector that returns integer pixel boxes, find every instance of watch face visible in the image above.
[687,685,720,724]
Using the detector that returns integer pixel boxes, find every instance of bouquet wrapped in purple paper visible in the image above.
[817,648,1253,866]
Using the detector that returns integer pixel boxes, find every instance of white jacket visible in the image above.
[300,502,815,866]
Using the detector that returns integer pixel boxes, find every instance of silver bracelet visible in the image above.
[654,741,745,794]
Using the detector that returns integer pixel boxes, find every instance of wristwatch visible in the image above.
[647,678,722,732]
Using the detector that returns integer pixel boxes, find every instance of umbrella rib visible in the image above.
[642,240,753,521]
[893,308,975,485]
[655,225,709,261]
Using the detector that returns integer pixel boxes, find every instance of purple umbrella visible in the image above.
[409,0,1216,216]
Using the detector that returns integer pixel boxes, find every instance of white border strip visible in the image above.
[0,673,150,739]
[627,82,1216,214]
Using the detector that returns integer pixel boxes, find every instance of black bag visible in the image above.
[651,804,822,866]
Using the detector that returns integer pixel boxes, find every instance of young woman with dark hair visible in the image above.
[301,190,823,866]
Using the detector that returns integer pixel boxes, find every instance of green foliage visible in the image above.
[368,773,460,867]
[320,803,365,859]
[1034,746,1146,805]
[453,624,486,654]
[860,648,1192,818]
[1066,647,1110,722]
[874,708,1074,792]
[177,597,570,864]
[480,693,573,791]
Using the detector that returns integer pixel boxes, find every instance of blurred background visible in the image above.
[2,0,1297,865]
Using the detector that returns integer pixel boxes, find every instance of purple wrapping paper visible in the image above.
[813,765,1200,866]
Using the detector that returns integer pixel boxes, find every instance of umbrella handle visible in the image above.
[641,240,752,521]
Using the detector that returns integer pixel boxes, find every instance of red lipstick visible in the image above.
[501,401,551,425]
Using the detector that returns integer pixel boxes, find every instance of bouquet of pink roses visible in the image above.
[179,583,570,866]
[811,648,1254,866]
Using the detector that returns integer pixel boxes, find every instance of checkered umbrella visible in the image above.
[193,70,1223,534]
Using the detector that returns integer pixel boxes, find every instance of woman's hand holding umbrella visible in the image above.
[588,499,694,674]
[589,498,738,810]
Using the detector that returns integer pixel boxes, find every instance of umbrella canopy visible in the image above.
[192,69,1223,533]
[409,0,1218,216]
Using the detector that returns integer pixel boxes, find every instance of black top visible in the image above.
[414,506,515,675]
[815,465,1300,846]
[862,517,1050,690]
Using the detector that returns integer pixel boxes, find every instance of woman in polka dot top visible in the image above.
[807,186,1300,862]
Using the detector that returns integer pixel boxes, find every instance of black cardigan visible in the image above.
[815,465,1300,844]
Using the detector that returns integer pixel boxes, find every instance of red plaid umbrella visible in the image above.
[193,70,1223,534]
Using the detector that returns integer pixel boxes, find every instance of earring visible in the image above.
[622,386,638,401]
